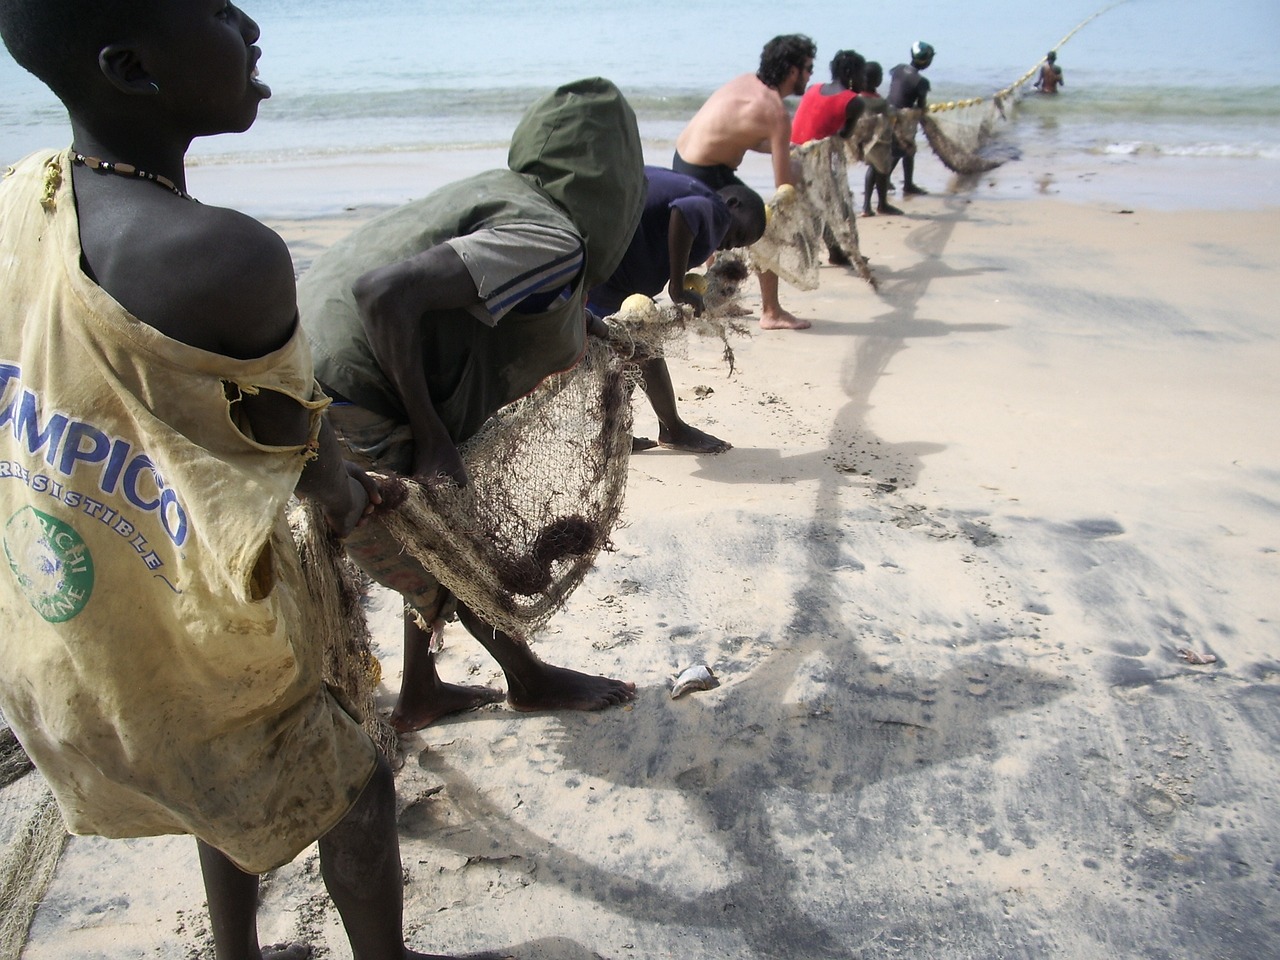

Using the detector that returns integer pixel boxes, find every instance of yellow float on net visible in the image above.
[683,272,708,296]
[620,293,660,323]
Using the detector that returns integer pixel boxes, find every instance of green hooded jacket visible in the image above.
[299,77,644,444]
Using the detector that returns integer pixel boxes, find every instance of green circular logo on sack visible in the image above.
[4,506,94,623]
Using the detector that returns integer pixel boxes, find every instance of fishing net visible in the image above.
[0,723,66,960]
[848,110,896,175]
[613,253,753,374]
[371,335,633,641]
[797,137,877,288]
[367,253,754,641]
[290,504,400,762]
[917,99,1012,175]
[747,137,877,294]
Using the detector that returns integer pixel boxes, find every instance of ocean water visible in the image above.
[2,0,1278,214]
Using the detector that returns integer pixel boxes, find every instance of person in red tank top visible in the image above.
[790,49,867,146]
[789,50,867,265]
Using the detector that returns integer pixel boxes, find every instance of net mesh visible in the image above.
[748,136,879,293]
[0,726,66,960]
[372,335,633,640]
[362,252,754,641]
[290,503,400,761]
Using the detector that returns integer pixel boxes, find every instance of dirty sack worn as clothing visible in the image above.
[0,150,376,874]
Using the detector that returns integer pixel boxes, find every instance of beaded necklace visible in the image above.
[72,152,197,202]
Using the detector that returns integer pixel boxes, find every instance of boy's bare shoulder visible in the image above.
[92,198,297,359]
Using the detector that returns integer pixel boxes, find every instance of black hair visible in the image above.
[756,34,817,89]
[0,0,149,105]
[718,184,767,243]
[863,61,883,91]
[829,50,866,90]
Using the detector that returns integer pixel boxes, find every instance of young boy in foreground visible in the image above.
[0,2,449,957]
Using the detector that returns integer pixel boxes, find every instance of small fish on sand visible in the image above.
[1178,648,1218,665]
[671,664,720,699]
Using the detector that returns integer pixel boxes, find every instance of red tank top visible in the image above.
[791,86,859,145]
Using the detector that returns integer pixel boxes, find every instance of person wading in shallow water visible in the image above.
[1035,51,1065,93]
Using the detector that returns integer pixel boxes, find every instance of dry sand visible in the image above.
[15,155,1280,959]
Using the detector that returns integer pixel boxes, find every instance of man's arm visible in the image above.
[665,208,704,313]
[351,244,480,487]
[837,96,869,139]
[769,108,796,187]
[240,387,378,537]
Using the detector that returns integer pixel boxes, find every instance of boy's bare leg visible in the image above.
[866,168,901,215]
[455,603,635,712]
[901,154,928,194]
[199,758,449,960]
[392,613,503,733]
[198,842,312,960]
[757,271,809,330]
[318,755,452,959]
[863,167,877,216]
[637,356,731,454]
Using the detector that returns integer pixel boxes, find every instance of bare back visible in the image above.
[1036,64,1063,94]
[676,73,790,172]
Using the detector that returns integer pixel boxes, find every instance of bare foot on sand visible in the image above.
[507,664,636,713]
[658,422,732,454]
[877,202,904,215]
[392,682,505,733]
[903,183,929,195]
[632,436,660,453]
[759,308,811,331]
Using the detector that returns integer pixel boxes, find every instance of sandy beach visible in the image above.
[13,148,1280,959]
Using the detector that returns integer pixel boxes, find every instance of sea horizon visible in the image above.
[2,0,1278,217]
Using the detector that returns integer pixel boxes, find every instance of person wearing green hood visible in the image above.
[299,78,644,732]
